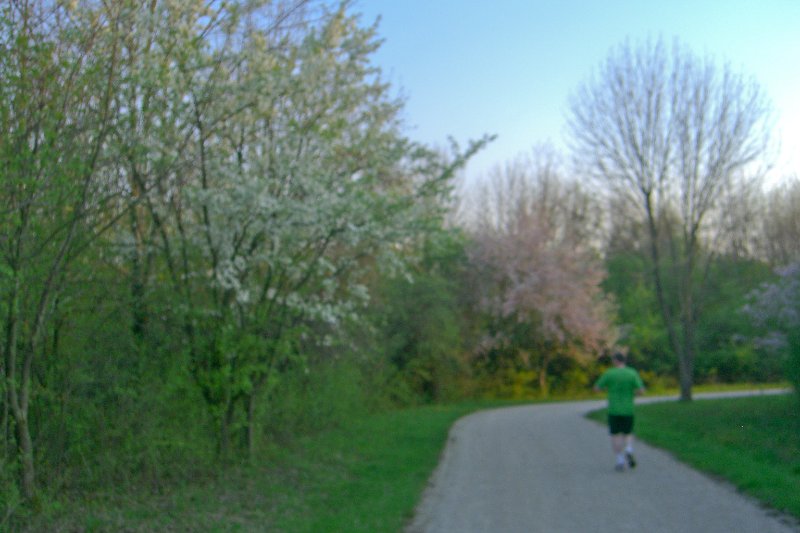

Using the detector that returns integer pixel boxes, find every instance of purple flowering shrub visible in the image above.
[743,262,800,391]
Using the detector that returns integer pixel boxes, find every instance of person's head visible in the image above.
[612,351,627,367]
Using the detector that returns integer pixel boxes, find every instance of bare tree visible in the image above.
[756,176,800,265]
[709,173,765,259]
[568,39,772,400]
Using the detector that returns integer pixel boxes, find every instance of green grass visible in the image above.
[588,393,800,520]
[636,381,790,396]
[267,405,477,532]
[26,389,796,531]
[26,401,516,532]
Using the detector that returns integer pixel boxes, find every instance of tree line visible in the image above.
[1,0,798,520]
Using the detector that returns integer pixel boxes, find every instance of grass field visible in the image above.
[588,393,800,520]
[24,390,798,531]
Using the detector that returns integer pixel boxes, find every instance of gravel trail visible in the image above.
[407,391,797,533]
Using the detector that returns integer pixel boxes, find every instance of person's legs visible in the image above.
[623,433,636,468]
[611,434,626,470]
[608,415,635,470]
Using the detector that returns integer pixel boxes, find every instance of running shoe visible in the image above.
[626,452,637,469]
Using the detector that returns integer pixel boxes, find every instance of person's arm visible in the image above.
[593,372,607,393]
[634,372,646,396]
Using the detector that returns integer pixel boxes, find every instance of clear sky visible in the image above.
[352,0,800,186]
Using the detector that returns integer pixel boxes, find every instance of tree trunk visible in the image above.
[2,356,8,458]
[3,276,37,500]
[670,308,696,401]
[247,392,257,459]
[538,354,550,398]
[128,200,152,343]
[677,353,694,401]
[219,399,236,458]
[2,388,8,457]
[644,194,693,401]
[15,413,36,501]
[8,347,38,503]
[678,304,696,401]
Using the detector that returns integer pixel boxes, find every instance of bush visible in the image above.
[261,360,370,442]
[0,457,23,530]
[637,370,677,393]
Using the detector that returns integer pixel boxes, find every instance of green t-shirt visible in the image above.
[595,366,645,416]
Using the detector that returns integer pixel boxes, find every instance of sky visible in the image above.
[352,0,800,187]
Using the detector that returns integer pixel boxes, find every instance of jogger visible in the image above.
[594,351,646,471]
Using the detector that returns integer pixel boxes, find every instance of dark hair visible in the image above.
[612,351,626,363]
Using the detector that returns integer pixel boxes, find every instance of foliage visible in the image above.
[603,251,673,375]
[0,0,129,502]
[369,230,474,404]
[606,249,779,383]
[0,0,488,510]
[744,262,800,393]
[693,258,780,382]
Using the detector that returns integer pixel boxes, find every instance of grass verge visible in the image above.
[25,401,518,532]
[587,393,800,520]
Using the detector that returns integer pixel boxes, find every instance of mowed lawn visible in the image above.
[589,393,800,520]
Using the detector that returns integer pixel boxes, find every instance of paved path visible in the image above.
[407,391,798,533]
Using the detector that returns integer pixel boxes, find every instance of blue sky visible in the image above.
[353,0,800,186]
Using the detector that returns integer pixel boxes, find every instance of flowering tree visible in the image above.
[466,151,616,395]
[103,1,488,453]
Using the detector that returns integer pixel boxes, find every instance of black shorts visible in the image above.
[608,414,634,435]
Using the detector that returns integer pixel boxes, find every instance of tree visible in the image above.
[0,0,127,501]
[466,149,615,396]
[756,176,800,265]
[568,39,772,400]
[97,0,488,455]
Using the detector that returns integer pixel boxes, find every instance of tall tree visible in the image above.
[0,0,126,500]
[568,39,772,400]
